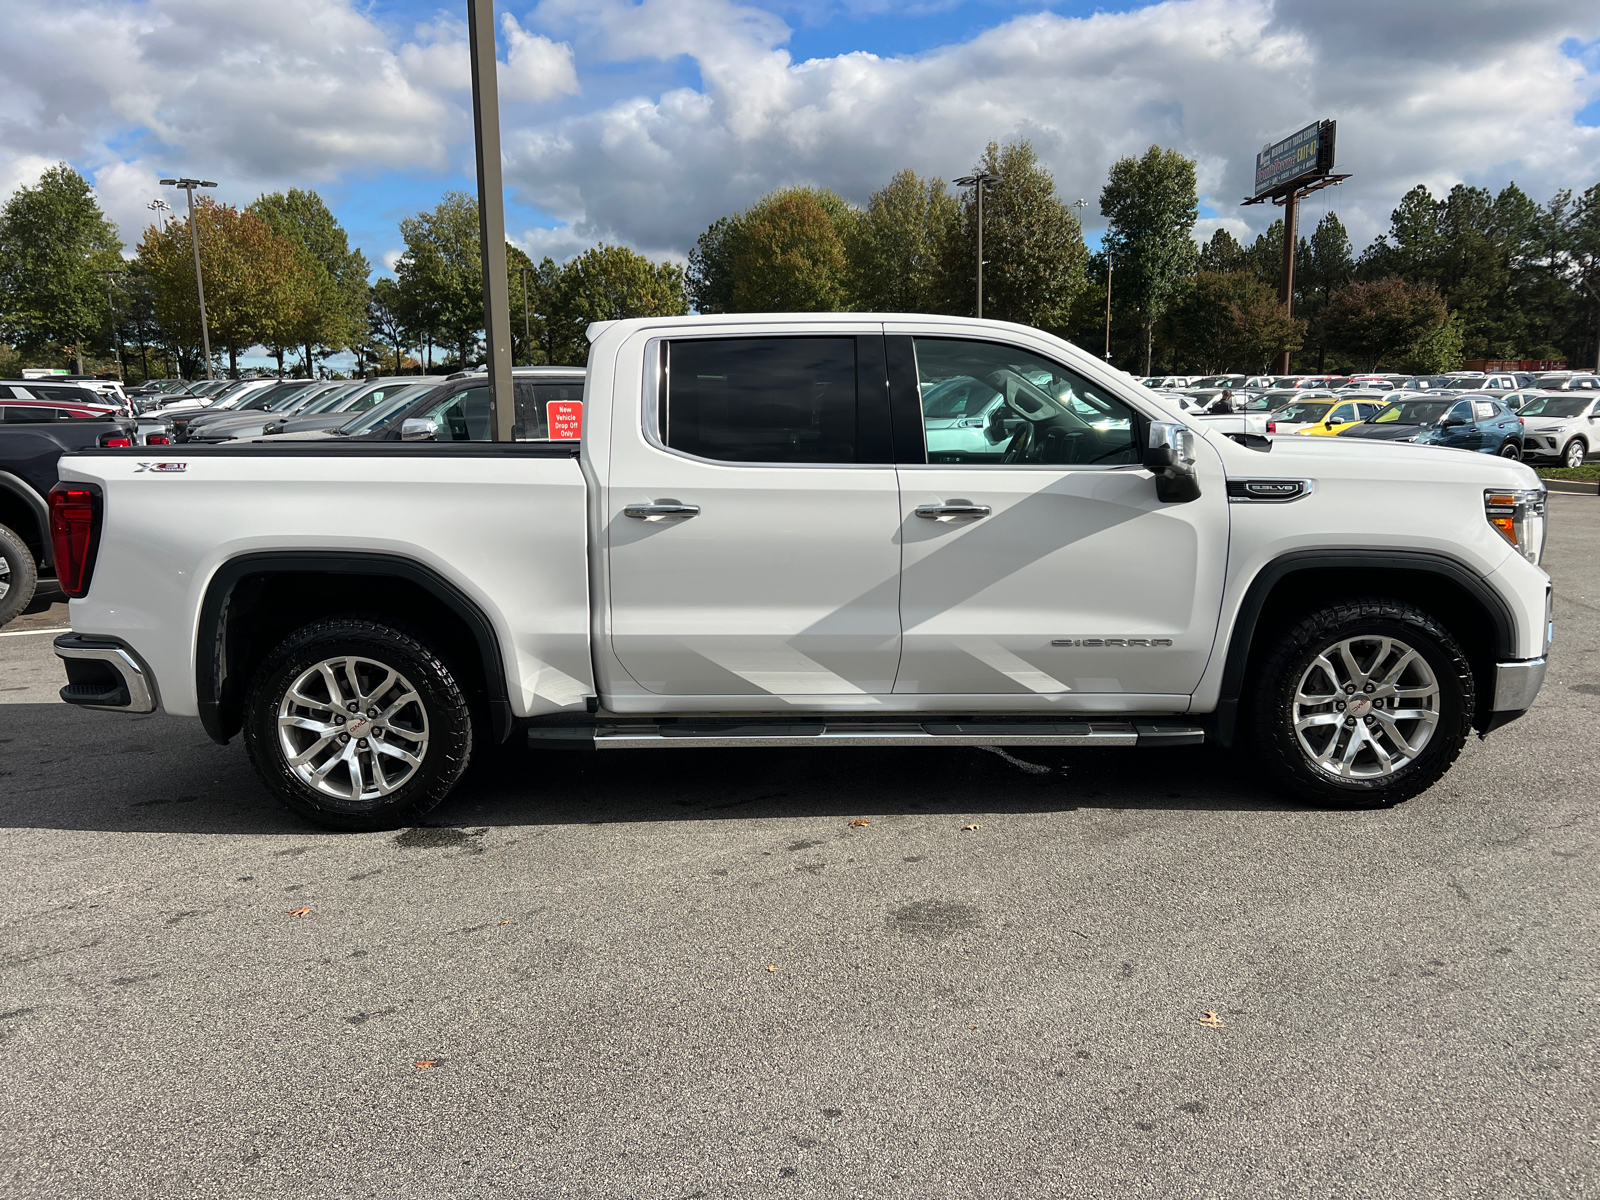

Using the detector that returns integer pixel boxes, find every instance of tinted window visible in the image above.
[415,379,587,442]
[912,338,1137,466]
[3,405,74,422]
[664,338,857,464]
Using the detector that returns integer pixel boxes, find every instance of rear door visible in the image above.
[604,331,904,698]
[889,331,1228,701]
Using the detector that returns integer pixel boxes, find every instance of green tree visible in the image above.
[1198,228,1247,274]
[1297,212,1354,370]
[1321,278,1450,372]
[941,141,1088,330]
[1246,219,1283,290]
[851,169,959,312]
[250,189,370,374]
[1558,183,1600,371]
[1169,271,1302,373]
[686,215,740,314]
[394,191,484,367]
[543,244,687,364]
[0,164,124,372]
[728,188,857,312]
[1100,145,1199,373]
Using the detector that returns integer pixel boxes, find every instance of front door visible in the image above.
[606,332,903,698]
[1438,400,1482,452]
[890,333,1228,700]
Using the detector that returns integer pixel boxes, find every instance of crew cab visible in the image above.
[49,314,1551,830]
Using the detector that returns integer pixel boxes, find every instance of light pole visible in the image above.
[1104,250,1114,361]
[954,171,999,319]
[96,269,123,382]
[516,264,533,366]
[159,177,217,379]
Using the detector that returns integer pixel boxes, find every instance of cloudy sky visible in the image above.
[3,0,1597,276]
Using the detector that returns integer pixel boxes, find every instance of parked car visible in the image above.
[51,314,1549,833]
[184,381,345,442]
[1263,395,1354,435]
[1338,394,1524,457]
[171,379,300,440]
[1515,393,1600,468]
[1532,373,1600,392]
[1399,376,1464,392]
[0,405,136,625]
[386,367,588,443]
[260,377,446,437]
[1294,395,1392,437]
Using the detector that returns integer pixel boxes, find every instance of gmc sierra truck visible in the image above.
[48,314,1551,830]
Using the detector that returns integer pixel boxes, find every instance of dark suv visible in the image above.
[1337,393,1525,458]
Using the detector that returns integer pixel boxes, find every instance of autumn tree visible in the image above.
[1100,146,1198,373]
[250,189,370,374]
[0,164,124,372]
[1321,278,1449,371]
[850,169,959,312]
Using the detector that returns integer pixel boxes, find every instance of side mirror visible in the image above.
[400,417,439,442]
[1146,421,1200,503]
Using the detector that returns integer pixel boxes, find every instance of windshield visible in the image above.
[1369,400,1452,425]
[1517,396,1589,418]
[1401,376,1455,390]
[339,385,440,434]
[1273,402,1333,422]
[298,382,363,415]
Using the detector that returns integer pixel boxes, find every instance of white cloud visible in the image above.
[501,14,581,101]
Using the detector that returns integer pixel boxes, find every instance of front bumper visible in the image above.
[1480,656,1546,736]
[54,633,159,713]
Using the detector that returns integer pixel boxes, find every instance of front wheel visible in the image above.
[0,523,39,628]
[1498,439,1521,460]
[243,618,473,830]
[1564,438,1587,470]
[1246,599,1474,807]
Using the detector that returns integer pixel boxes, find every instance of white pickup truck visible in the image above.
[49,314,1551,830]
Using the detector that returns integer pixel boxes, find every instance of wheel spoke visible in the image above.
[1377,648,1419,688]
[1337,642,1366,687]
[287,685,332,712]
[317,662,346,709]
[1339,723,1366,776]
[362,667,398,708]
[380,691,420,722]
[1295,713,1343,732]
[279,714,336,735]
[288,732,340,767]
[372,739,422,768]
[1370,710,1421,758]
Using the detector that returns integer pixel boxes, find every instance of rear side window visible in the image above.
[662,337,858,464]
[418,380,587,441]
[3,405,74,422]
[1472,401,1496,421]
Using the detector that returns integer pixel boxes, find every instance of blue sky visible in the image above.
[1,0,1596,296]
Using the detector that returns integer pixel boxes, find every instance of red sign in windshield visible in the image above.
[546,400,583,440]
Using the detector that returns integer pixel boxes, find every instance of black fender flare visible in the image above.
[0,470,50,566]
[196,550,513,746]
[1212,548,1516,744]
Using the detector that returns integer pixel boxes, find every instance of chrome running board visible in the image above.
[528,720,1206,750]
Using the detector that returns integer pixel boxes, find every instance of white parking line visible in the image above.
[0,627,70,638]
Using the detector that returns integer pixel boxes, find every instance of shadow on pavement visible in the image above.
[0,701,1314,835]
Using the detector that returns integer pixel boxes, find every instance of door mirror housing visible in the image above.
[400,417,439,442]
[1145,421,1200,503]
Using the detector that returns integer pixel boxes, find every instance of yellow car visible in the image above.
[1293,398,1391,437]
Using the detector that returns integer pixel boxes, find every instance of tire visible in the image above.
[243,618,473,831]
[0,523,39,629]
[1564,438,1587,470]
[1498,439,1521,460]
[1245,598,1474,808]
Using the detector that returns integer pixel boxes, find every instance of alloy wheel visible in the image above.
[1565,440,1586,469]
[0,553,9,601]
[277,655,429,801]
[1499,441,1521,459]
[1292,635,1441,780]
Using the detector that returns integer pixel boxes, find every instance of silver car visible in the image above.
[1516,392,1600,468]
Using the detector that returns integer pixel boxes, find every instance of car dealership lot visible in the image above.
[2,499,1597,1199]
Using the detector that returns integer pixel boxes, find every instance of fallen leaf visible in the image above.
[498,920,513,926]
[1197,1010,1230,1029]
[414,1060,436,1069]
[969,1025,978,1031]
[849,819,872,827]
[284,907,312,918]
[766,964,778,972]
[962,824,983,832]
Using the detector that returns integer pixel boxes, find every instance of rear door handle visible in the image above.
[915,503,991,521]
[624,502,700,520]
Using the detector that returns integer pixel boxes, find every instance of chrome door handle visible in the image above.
[624,502,700,520]
[915,503,991,521]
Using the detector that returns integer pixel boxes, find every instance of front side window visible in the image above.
[662,337,858,464]
[1445,402,1473,424]
[912,338,1137,466]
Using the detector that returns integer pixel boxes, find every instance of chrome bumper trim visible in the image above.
[53,634,158,713]
[1492,657,1546,713]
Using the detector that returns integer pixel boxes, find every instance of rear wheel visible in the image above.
[1246,598,1474,807]
[0,523,38,628]
[1564,438,1587,470]
[1498,439,1521,460]
[243,618,473,830]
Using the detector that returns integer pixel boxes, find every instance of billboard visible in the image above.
[1253,120,1336,199]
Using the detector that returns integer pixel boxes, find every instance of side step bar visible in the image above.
[529,720,1206,750]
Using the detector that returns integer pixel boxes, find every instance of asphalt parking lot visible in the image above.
[2,496,1596,1200]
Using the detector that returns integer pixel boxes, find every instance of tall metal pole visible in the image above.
[518,265,532,366]
[1275,186,1299,375]
[1104,252,1114,361]
[975,182,985,320]
[98,269,123,382]
[184,185,213,379]
[467,0,515,442]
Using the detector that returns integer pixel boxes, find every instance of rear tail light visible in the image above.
[99,433,131,448]
[48,483,103,597]
[1266,422,1277,433]
[147,433,171,445]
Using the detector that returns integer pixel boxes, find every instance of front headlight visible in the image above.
[1485,488,1547,565]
